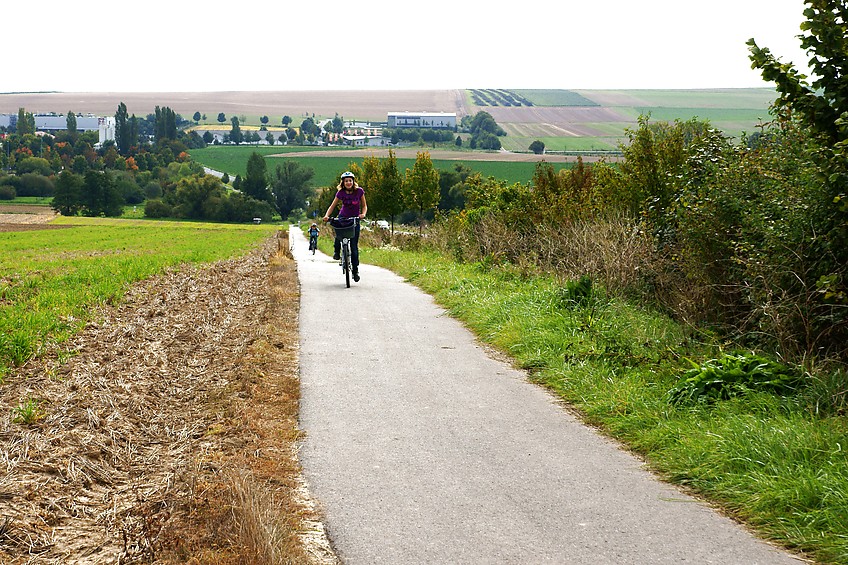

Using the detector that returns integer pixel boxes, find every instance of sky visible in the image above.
[4,0,813,93]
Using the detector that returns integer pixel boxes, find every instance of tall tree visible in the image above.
[243,151,268,201]
[16,108,34,135]
[51,170,84,215]
[270,160,314,218]
[66,111,77,138]
[404,151,440,231]
[115,102,132,155]
[378,149,405,231]
[230,116,243,145]
[748,0,848,304]
[82,170,124,217]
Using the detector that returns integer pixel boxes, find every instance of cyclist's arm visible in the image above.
[323,197,341,221]
[359,194,368,219]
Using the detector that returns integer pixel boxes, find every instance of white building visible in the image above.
[387,111,456,129]
[98,117,115,145]
[0,113,115,144]
[35,114,102,132]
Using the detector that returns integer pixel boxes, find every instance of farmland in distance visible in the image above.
[0,87,778,153]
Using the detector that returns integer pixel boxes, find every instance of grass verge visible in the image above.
[358,240,848,565]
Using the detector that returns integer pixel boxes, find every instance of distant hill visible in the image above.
[1,88,777,151]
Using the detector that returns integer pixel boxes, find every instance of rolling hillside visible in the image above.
[1,88,777,151]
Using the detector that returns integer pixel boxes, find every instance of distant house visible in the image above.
[387,112,456,129]
[340,135,388,147]
[0,113,115,145]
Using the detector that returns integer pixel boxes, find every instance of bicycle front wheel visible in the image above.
[342,242,351,288]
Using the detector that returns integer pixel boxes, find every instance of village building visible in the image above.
[0,113,115,145]
[387,111,456,129]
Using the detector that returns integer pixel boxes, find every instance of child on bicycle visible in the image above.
[308,222,319,250]
[323,171,367,282]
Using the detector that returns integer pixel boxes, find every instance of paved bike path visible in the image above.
[292,227,801,564]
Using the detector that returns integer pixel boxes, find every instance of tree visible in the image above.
[373,149,404,231]
[748,0,848,339]
[154,106,177,143]
[404,151,440,232]
[270,160,314,218]
[82,171,124,217]
[171,174,226,219]
[260,115,269,125]
[243,151,269,201]
[529,140,545,154]
[217,112,226,124]
[115,102,131,155]
[265,131,276,145]
[66,111,77,138]
[51,171,84,215]
[282,115,292,127]
[16,108,34,135]
[193,111,201,123]
[230,116,243,145]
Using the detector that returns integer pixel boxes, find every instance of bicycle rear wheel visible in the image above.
[342,241,351,288]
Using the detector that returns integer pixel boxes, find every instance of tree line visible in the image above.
[413,2,848,370]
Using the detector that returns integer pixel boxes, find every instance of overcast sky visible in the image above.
[4,1,812,93]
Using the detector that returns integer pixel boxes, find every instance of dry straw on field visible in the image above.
[0,232,336,564]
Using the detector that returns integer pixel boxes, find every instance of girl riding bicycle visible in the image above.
[323,171,367,282]
[308,223,320,252]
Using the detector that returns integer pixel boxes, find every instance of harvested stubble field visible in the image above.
[0,91,468,123]
[0,226,337,563]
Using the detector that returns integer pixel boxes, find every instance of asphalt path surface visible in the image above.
[292,226,802,564]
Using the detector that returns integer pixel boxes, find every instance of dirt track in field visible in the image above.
[0,205,63,232]
[0,230,337,564]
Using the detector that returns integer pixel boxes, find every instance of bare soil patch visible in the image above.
[0,232,337,564]
[0,91,469,123]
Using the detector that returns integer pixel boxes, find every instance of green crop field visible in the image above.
[190,147,573,188]
[510,89,600,107]
[0,218,277,378]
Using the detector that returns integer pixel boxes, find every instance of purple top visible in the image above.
[337,187,365,218]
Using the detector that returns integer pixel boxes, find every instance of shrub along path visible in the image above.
[293,227,803,564]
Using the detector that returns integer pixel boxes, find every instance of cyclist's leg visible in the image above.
[351,223,361,271]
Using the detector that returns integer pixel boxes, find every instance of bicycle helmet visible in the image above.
[340,171,355,180]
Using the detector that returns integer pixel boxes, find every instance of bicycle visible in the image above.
[329,216,359,288]
[308,234,318,255]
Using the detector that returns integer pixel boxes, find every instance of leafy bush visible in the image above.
[669,353,803,405]
[18,173,54,197]
[0,185,15,200]
[144,199,172,218]
[558,275,594,308]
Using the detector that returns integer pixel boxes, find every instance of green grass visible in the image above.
[358,242,848,565]
[1,196,53,206]
[190,146,574,187]
[510,89,600,107]
[0,217,278,375]
[581,88,778,109]
[500,136,620,152]
[189,145,328,177]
